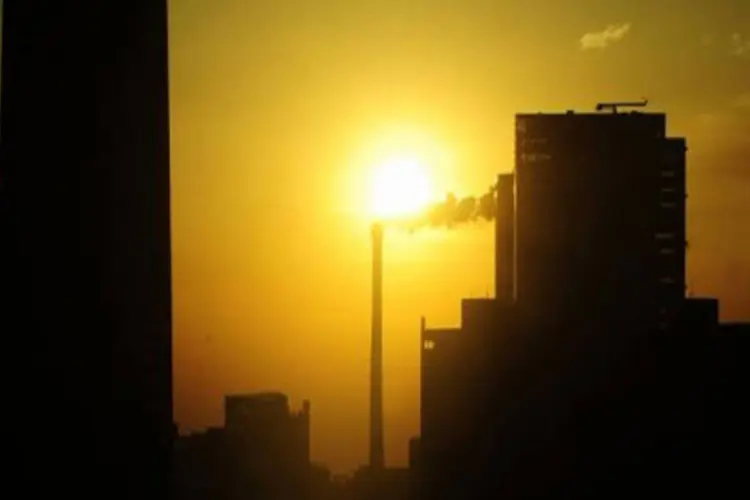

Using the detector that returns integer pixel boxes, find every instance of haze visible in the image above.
[7,0,743,474]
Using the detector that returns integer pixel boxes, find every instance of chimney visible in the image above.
[370,222,385,471]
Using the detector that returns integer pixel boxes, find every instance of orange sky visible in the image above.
[168,0,750,473]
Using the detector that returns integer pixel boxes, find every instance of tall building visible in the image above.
[514,110,686,329]
[0,3,172,498]
[417,106,748,499]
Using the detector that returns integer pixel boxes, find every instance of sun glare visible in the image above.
[371,155,433,220]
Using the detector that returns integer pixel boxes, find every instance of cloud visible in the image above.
[579,23,631,50]
[734,92,750,111]
[731,33,750,56]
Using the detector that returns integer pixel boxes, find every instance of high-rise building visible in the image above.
[514,110,686,328]
[417,107,748,498]
[1,3,172,498]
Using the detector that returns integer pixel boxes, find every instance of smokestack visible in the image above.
[370,222,385,471]
[495,173,515,303]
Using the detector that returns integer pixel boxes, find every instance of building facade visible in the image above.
[514,111,687,330]
[1,3,172,498]
[417,108,748,499]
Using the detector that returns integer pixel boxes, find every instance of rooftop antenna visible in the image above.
[595,97,649,114]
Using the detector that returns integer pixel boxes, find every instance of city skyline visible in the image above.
[3,0,749,475]
[168,1,750,473]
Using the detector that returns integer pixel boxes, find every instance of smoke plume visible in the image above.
[387,186,497,232]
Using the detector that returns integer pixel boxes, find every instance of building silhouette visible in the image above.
[514,111,686,328]
[347,465,412,500]
[174,392,311,500]
[1,2,172,498]
[418,107,750,499]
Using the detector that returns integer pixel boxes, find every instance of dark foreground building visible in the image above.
[418,107,750,499]
[514,109,686,326]
[1,2,172,498]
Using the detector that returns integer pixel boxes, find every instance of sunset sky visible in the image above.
[174,0,744,473]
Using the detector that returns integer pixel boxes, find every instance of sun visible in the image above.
[370,154,433,221]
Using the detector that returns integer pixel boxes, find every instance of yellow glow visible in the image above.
[342,124,455,223]
[370,154,433,220]
[170,2,750,475]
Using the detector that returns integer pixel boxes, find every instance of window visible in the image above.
[522,153,552,163]
[526,137,549,145]
[655,232,675,240]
